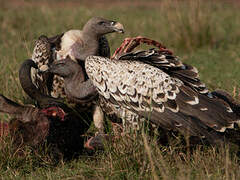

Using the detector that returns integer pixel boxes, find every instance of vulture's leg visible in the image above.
[75,79,98,102]
[84,106,105,151]
[93,105,104,134]
[85,109,143,151]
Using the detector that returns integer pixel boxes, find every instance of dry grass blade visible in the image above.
[142,130,159,180]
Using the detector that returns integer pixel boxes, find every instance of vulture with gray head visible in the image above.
[31,17,124,98]
[47,37,240,146]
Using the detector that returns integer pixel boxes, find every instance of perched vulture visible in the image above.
[31,17,124,98]
[85,48,240,145]
[0,59,92,157]
[47,36,240,145]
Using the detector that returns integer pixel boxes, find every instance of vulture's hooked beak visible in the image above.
[112,22,124,33]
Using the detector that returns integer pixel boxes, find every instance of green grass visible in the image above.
[0,0,240,179]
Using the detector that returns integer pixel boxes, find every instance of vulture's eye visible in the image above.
[98,21,105,25]
[110,21,116,26]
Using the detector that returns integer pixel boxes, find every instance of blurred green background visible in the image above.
[0,0,240,179]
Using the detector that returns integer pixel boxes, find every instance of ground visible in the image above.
[0,0,240,179]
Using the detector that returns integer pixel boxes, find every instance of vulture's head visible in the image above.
[83,17,124,36]
[47,58,84,79]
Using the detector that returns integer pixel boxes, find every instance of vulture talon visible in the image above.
[84,137,95,150]
[84,134,110,151]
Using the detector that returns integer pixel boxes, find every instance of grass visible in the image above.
[0,0,240,179]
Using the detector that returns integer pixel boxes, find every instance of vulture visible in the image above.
[46,37,240,146]
[31,17,124,98]
[31,17,124,136]
[0,59,92,158]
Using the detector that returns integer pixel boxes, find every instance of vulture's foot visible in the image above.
[84,133,110,150]
[84,122,124,151]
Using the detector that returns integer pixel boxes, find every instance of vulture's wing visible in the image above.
[119,49,208,95]
[86,55,240,142]
[31,34,63,95]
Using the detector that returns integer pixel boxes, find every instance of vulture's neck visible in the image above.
[80,28,99,58]
[65,69,85,92]
[82,25,102,45]
[63,66,97,102]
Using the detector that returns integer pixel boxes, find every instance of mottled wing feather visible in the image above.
[212,89,240,117]
[31,34,67,98]
[31,35,53,95]
[86,56,240,137]
[119,49,208,95]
